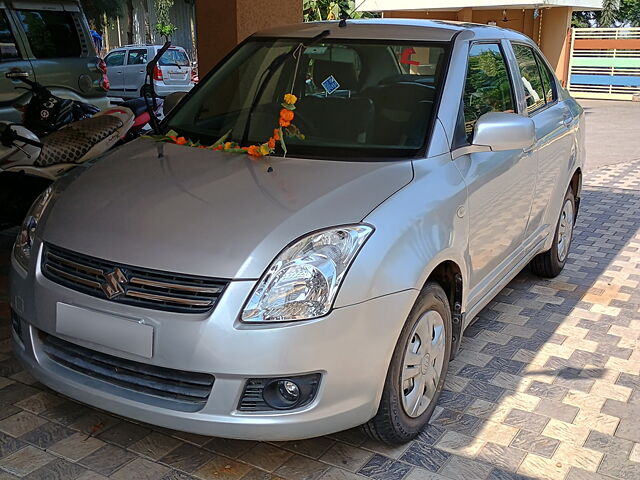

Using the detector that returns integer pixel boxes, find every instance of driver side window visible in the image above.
[462,43,515,140]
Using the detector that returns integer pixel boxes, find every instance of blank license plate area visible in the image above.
[55,303,153,358]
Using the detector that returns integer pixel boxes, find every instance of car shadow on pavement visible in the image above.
[0,169,638,480]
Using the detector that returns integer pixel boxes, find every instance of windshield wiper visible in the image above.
[240,29,330,146]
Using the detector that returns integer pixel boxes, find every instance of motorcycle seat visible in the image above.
[115,98,149,118]
[35,115,124,167]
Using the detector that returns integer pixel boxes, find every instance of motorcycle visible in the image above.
[0,43,170,227]
[0,107,134,227]
[13,75,161,142]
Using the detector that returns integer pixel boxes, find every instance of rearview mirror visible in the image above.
[452,112,535,159]
[163,91,187,116]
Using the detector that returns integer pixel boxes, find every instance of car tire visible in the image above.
[362,282,452,444]
[530,188,576,278]
[140,85,153,98]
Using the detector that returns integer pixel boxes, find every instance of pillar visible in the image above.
[539,7,572,85]
[456,8,473,22]
[194,0,302,76]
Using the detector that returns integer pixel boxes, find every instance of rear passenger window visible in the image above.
[127,49,148,65]
[512,44,546,113]
[105,51,125,67]
[462,43,515,138]
[535,53,557,104]
[0,10,20,60]
[16,10,81,58]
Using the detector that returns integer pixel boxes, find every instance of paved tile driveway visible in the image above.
[0,159,639,480]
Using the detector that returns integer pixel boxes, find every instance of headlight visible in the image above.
[241,225,374,323]
[13,186,54,269]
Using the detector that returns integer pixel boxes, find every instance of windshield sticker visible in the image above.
[321,75,340,95]
[400,47,420,66]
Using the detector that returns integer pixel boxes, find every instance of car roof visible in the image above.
[254,19,533,44]
[106,45,189,56]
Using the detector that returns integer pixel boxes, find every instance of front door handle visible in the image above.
[5,70,29,79]
[562,112,573,127]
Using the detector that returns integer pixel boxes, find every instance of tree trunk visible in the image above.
[127,0,134,44]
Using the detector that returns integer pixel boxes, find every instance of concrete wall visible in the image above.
[539,7,572,85]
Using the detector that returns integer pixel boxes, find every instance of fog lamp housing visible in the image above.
[238,374,321,412]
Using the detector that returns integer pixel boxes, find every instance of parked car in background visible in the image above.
[0,0,110,124]
[105,44,194,99]
[10,20,584,444]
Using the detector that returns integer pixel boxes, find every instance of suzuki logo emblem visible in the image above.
[101,267,127,299]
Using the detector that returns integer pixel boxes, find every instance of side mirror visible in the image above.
[452,112,535,159]
[163,91,187,116]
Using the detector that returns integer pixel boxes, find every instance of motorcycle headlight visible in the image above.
[241,225,374,323]
[13,186,54,269]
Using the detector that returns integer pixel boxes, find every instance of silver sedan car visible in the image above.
[9,19,584,444]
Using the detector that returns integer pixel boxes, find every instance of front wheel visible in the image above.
[362,282,451,444]
[530,188,576,278]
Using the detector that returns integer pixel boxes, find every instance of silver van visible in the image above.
[105,44,194,99]
[0,0,110,123]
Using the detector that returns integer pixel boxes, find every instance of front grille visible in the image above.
[42,243,229,314]
[41,333,214,411]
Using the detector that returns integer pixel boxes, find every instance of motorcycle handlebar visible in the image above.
[0,125,43,149]
[147,41,171,76]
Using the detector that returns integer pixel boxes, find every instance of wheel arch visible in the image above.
[421,258,465,359]
[570,167,582,217]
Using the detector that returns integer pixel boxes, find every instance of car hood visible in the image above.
[43,139,413,279]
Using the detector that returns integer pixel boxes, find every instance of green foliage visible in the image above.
[154,0,177,39]
[601,0,621,26]
[619,0,640,25]
[572,0,640,27]
[303,1,379,22]
[80,0,127,31]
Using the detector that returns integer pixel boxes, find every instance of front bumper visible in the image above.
[10,245,417,440]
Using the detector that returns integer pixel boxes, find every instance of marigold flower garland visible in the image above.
[156,93,303,167]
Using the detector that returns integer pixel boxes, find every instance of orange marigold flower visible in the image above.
[168,135,177,142]
[247,145,262,157]
[224,141,233,150]
[175,137,188,145]
[214,145,223,150]
[268,137,276,149]
[279,118,291,127]
[280,108,294,122]
[273,129,280,141]
[283,93,297,105]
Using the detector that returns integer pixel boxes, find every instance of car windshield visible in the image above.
[160,49,190,66]
[166,38,449,159]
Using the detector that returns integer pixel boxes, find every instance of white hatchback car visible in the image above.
[104,44,194,98]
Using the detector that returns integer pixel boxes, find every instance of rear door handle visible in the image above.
[5,70,29,79]
[562,112,573,127]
